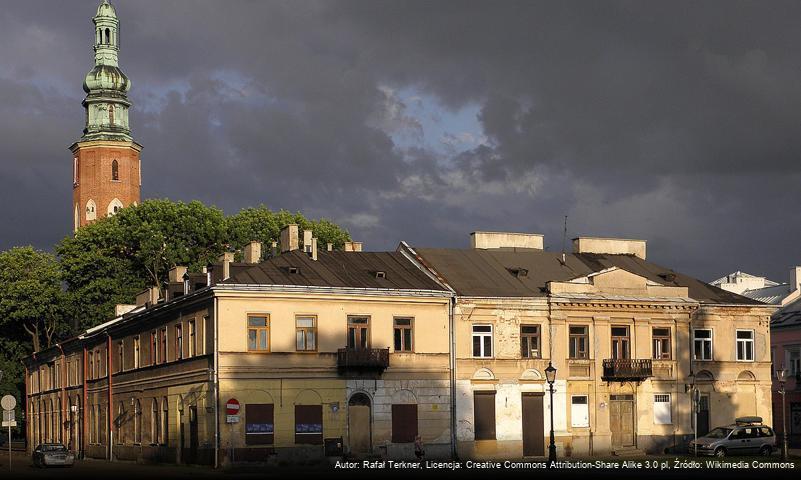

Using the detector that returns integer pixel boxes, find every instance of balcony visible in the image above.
[602,359,652,382]
[336,347,390,371]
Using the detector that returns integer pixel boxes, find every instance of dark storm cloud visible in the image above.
[0,0,799,282]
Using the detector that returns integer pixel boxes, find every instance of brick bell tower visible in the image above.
[70,0,141,231]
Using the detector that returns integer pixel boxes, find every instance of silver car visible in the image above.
[689,418,775,457]
[32,443,75,468]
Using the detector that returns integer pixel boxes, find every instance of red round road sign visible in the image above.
[225,398,240,416]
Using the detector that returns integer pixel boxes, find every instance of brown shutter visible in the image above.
[391,404,418,443]
[295,405,323,445]
[474,391,496,440]
[245,404,274,445]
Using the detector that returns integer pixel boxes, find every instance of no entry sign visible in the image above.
[225,398,240,416]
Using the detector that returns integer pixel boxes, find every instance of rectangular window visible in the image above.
[150,331,157,366]
[245,404,274,445]
[117,341,124,373]
[611,325,630,360]
[294,405,323,444]
[789,349,801,375]
[393,317,413,352]
[133,336,140,369]
[391,404,418,443]
[520,325,540,358]
[473,391,496,440]
[571,395,589,428]
[652,328,671,359]
[347,316,370,349]
[296,316,317,351]
[693,329,713,361]
[247,315,270,352]
[175,324,183,360]
[736,330,754,362]
[569,326,589,359]
[159,328,167,364]
[188,320,196,357]
[472,325,493,358]
[654,394,672,424]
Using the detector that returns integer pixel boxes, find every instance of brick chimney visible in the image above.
[243,241,262,264]
[791,266,801,293]
[572,237,646,259]
[280,224,299,253]
[344,241,363,252]
[219,252,234,280]
[470,231,544,250]
[168,266,188,283]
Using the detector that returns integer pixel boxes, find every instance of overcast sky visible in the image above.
[1,0,800,282]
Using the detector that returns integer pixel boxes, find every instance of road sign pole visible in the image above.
[8,425,11,473]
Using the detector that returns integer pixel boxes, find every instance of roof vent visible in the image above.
[373,271,387,279]
[659,272,677,282]
[507,267,529,278]
[282,266,299,274]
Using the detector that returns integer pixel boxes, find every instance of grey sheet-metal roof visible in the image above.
[772,297,801,329]
[412,247,759,305]
[222,250,447,291]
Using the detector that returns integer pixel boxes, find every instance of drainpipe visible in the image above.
[24,365,29,454]
[56,344,67,450]
[213,296,220,469]
[448,296,457,459]
[82,347,88,459]
[107,335,113,461]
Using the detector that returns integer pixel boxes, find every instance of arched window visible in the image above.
[161,397,169,445]
[134,399,142,444]
[108,105,115,126]
[86,199,97,221]
[111,159,119,181]
[108,198,123,216]
[105,28,110,44]
[151,399,159,445]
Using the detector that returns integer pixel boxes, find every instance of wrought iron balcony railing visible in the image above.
[336,347,390,370]
[602,358,653,382]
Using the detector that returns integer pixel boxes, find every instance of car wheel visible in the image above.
[714,447,726,457]
[760,446,772,456]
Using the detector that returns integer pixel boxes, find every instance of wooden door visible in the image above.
[348,394,371,454]
[697,395,710,436]
[610,395,635,447]
[522,393,544,456]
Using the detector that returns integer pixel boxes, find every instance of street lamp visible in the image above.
[776,368,789,460]
[545,362,557,468]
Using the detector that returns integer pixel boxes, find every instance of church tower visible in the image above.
[70,0,141,231]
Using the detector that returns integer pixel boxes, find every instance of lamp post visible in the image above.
[545,362,557,468]
[776,368,788,460]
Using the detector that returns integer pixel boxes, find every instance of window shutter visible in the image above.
[295,405,323,444]
[245,404,274,445]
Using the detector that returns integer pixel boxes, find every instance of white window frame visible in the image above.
[570,395,589,428]
[472,324,493,358]
[653,393,672,425]
[787,347,801,375]
[693,328,713,361]
[736,329,754,362]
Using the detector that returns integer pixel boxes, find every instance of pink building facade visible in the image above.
[771,298,801,447]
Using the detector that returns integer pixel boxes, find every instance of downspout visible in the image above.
[107,335,113,461]
[82,347,88,459]
[24,365,29,454]
[449,295,457,459]
[56,344,67,449]
[213,296,220,469]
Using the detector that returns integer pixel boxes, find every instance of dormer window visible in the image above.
[282,266,299,274]
[507,267,528,278]
[374,271,386,279]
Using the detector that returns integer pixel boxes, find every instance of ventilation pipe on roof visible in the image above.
[280,224,299,253]
[302,230,313,253]
[270,241,278,258]
[311,237,318,261]
[326,243,333,252]
[243,241,262,264]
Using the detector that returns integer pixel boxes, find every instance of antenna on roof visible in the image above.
[560,215,568,265]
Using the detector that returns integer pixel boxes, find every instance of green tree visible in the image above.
[0,246,67,353]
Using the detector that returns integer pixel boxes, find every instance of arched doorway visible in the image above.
[348,393,372,454]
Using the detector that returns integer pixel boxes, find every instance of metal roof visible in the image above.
[772,297,801,329]
[222,250,447,292]
[412,247,760,305]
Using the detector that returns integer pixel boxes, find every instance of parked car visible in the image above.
[32,443,75,468]
[688,417,776,457]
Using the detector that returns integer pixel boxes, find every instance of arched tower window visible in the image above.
[108,105,115,126]
[111,159,119,181]
[108,198,124,216]
[74,204,80,231]
[86,200,97,221]
[105,28,111,45]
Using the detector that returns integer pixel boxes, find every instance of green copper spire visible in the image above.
[80,0,132,142]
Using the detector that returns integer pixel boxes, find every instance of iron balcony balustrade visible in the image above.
[336,347,390,370]
[602,358,653,382]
